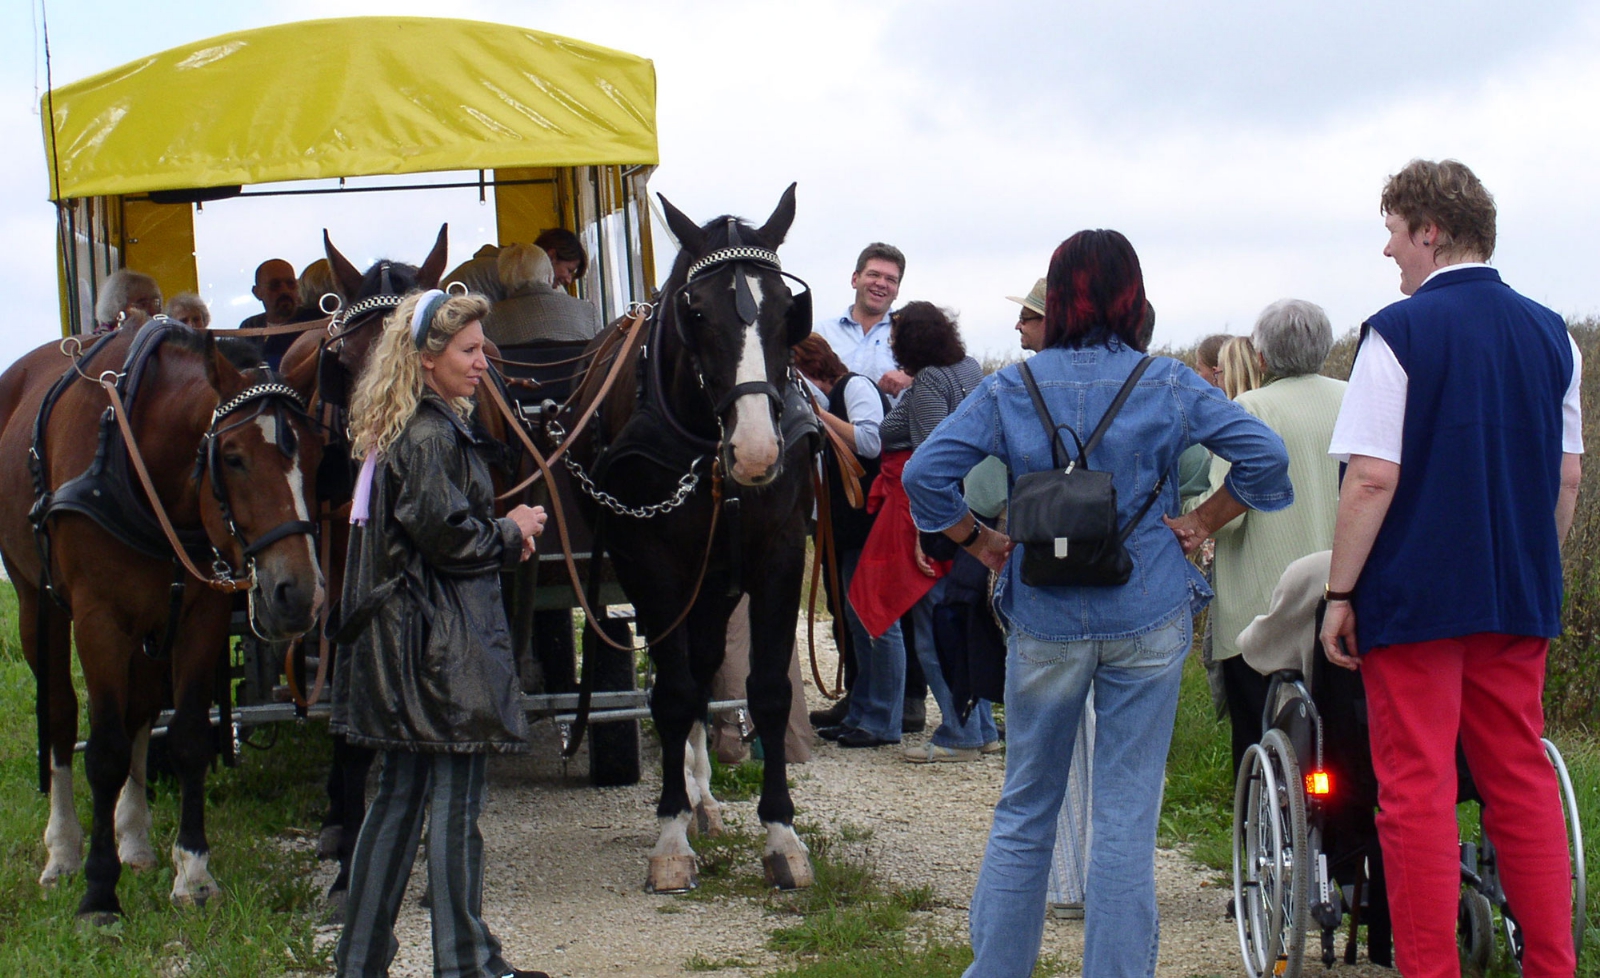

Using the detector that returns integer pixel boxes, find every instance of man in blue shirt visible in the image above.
[814,243,911,399]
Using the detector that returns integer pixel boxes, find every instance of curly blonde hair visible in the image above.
[349,291,491,457]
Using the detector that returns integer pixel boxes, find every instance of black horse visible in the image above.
[567,185,819,891]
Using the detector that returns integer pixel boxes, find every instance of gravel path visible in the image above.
[319,623,1394,978]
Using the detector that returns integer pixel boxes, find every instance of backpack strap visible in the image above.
[1018,360,1084,469]
[1079,356,1154,462]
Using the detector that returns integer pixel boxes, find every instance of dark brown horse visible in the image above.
[0,321,325,923]
[564,185,819,892]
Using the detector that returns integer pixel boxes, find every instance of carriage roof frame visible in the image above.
[41,15,662,336]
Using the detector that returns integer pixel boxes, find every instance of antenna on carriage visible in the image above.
[39,0,81,335]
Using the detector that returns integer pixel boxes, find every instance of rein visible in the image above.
[96,374,314,597]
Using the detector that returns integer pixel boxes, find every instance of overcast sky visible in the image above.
[2,0,1598,371]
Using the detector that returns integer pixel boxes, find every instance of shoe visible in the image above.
[901,697,926,733]
[902,742,980,763]
[1048,901,1084,920]
[980,740,1004,755]
[809,694,851,728]
[836,728,896,748]
[502,971,552,978]
[816,725,851,742]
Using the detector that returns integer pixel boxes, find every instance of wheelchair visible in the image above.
[1232,662,1586,978]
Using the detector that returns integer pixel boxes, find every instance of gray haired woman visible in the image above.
[1195,298,1348,774]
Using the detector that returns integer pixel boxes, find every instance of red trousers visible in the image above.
[1362,633,1574,978]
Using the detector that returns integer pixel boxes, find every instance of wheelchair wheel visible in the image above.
[1543,738,1586,959]
[1459,888,1494,976]
[1234,731,1310,978]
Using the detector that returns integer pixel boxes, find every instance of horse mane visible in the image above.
[355,259,424,300]
[154,325,263,374]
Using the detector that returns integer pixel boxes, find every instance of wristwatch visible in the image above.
[1323,584,1355,602]
[958,521,984,548]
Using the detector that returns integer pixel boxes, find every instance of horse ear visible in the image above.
[203,332,243,396]
[417,224,449,289]
[757,182,798,247]
[324,230,364,299]
[658,194,705,253]
[786,284,813,347]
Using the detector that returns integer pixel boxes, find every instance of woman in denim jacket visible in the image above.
[902,230,1292,978]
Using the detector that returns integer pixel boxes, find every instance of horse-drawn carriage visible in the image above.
[14,15,821,922]
[39,15,672,787]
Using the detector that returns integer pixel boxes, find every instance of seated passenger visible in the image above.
[534,228,588,290]
[443,243,503,302]
[164,292,211,330]
[94,269,162,333]
[295,258,340,320]
[482,244,601,347]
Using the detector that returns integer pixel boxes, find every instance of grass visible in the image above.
[0,582,334,977]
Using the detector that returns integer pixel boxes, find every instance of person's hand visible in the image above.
[969,526,1014,575]
[1163,511,1209,555]
[913,535,936,577]
[507,504,547,561]
[878,369,913,397]
[1319,601,1361,671]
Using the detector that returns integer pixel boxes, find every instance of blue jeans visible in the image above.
[839,548,905,742]
[964,609,1191,978]
[911,577,998,749]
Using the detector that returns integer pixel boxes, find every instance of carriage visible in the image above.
[39,15,687,787]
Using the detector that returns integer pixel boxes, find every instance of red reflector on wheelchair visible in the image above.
[1306,771,1332,795]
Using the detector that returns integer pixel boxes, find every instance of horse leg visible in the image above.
[18,578,83,888]
[683,720,723,838]
[76,662,134,923]
[645,628,705,894]
[114,722,157,870]
[326,735,376,920]
[165,605,229,908]
[747,553,812,890]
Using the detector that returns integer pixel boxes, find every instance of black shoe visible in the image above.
[817,725,851,742]
[836,728,895,748]
[501,971,552,978]
[902,697,926,734]
[809,694,851,728]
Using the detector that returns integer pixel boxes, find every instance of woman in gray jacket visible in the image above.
[332,289,548,978]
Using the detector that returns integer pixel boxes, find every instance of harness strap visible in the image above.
[142,561,187,663]
[806,463,847,699]
[242,519,317,558]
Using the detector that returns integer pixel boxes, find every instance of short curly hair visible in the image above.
[1380,159,1496,262]
[889,301,965,375]
[792,334,848,385]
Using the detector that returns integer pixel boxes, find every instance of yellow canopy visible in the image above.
[41,16,658,201]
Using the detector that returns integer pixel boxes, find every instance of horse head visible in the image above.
[325,225,450,374]
[197,335,325,641]
[657,183,809,487]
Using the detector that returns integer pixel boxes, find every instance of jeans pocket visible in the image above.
[1127,612,1190,667]
[1013,632,1073,666]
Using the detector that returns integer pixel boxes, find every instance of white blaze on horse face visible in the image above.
[40,762,83,887]
[253,414,324,609]
[115,724,157,871]
[728,272,780,484]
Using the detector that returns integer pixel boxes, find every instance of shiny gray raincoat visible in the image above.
[330,393,529,753]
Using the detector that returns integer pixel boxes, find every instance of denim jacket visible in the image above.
[902,341,1293,641]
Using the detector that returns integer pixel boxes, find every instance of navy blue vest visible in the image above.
[1355,267,1572,650]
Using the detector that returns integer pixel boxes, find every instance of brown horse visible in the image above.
[0,321,324,923]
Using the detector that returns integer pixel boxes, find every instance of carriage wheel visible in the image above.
[1542,739,1587,960]
[1459,888,1494,976]
[1235,741,1285,978]
[586,614,640,787]
[1260,728,1310,978]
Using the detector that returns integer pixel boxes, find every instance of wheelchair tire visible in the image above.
[1459,888,1494,976]
[1261,728,1310,978]
[1234,741,1287,978]
[1543,738,1586,960]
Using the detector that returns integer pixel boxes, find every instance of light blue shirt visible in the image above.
[815,306,897,386]
[902,341,1292,642]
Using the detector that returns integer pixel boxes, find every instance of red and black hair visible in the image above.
[1043,229,1149,352]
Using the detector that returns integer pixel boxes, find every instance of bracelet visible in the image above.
[1323,584,1355,602]
[958,521,984,548]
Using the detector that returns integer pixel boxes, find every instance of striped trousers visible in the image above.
[335,750,511,978]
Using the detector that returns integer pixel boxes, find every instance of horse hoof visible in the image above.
[121,848,158,872]
[75,910,120,931]
[645,854,698,894]
[322,888,348,926]
[694,802,724,839]
[762,851,814,890]
[316,825,342,862]
[40,863,78,888]
[171,883,220,908]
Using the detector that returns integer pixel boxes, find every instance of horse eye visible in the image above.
[223,453,247,471]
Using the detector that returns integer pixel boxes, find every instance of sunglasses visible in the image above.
[1018,312,1044,323]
